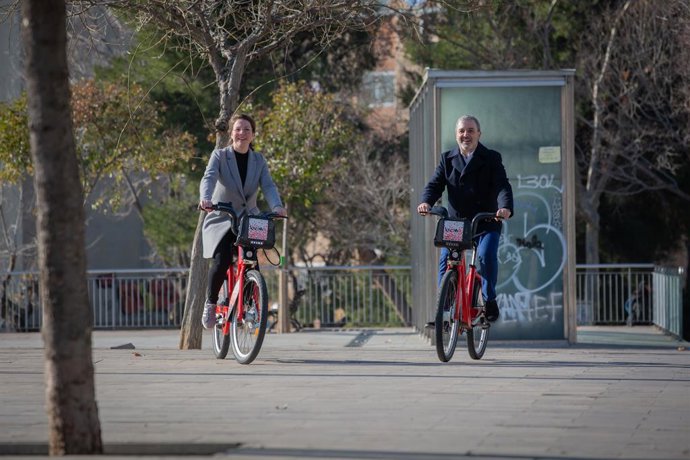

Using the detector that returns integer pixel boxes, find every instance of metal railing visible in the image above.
[1,266,412,332]
[576,264,685,338]
[576,264,655,326]
[264,266,412,328]
[2,264,683,337]
[653,266,685,338]
[1,269,188,331]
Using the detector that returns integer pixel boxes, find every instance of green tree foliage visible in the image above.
[257,81,354,261]
[0,79,196,215]
[72,79,196,213]
[0,95,32,183]
[255,81,411,266]
[141,177,198,267]
[73,79,198,267]
[94,25,218,160]
[402,0,590,73]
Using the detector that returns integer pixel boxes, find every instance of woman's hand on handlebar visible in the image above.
[417,202,431,215]
[199,200,213,211]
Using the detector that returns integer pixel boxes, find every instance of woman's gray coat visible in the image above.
[199,147,283,259]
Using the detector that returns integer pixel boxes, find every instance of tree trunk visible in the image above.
[21,0,102,454]
[585,218,600,266]
[178,212,207,349]
[583,204,601,324]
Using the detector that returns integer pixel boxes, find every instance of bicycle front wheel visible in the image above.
[435,270,460,362]
[212,282,230,359]
[467,279,489,360]
[230,269,268,364]
[212,323,230,359]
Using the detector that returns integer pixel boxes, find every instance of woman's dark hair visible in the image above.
[230,113,256,133]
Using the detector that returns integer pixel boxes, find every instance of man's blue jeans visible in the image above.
[438,231,500,302]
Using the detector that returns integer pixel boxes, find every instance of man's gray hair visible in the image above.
[456,115,481,132]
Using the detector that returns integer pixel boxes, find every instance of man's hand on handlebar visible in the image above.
[199,200,213,211]
[273,206,288,218]
[417,202,431,215]
[496,208,511,220]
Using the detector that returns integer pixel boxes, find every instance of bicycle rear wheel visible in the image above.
[212,282,230,359]
[435,270,460,362]
[230,269,268,364]
[466,279,489,360]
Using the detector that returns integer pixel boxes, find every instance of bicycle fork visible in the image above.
[220,259,245,335]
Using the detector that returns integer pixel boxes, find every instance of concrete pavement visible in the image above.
[1,327,689,459]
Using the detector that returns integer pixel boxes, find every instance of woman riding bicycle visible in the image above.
[199,113,287,329]
[417,115,513,323]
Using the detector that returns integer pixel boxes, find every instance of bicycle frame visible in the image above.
[431,209,498,329]
[209,202,275,336]
[446,244,482,330]
[427,208,501,362]
[217,246,251,336]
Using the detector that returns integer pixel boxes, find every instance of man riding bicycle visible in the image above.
[417,115,513,322]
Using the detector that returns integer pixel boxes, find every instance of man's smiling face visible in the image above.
[456,118,481,155]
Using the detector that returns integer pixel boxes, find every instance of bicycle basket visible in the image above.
[433,218,472,249]
[236,215,276,249]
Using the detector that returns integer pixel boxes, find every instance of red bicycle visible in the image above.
[209,202,286,364]
[423,207,502,362]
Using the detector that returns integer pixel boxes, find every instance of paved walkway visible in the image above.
[1,327,689,459]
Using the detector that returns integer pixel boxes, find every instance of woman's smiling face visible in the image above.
[231,118,255,153]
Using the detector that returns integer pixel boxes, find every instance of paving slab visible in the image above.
[0,327,689,460]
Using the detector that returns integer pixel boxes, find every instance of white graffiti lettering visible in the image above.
[497,291,563,323]
[497,191,566,294]
[551,194,562,231]
[517,174,563,193]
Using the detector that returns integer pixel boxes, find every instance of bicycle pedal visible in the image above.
[478,318,491,329]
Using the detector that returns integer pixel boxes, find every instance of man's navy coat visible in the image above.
[421,142,514,234]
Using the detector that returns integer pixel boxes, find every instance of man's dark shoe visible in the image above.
[485,300,499,322]
[425,321,435,329]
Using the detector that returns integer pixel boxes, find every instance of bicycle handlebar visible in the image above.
[422,206,449,218]
[206,201,288,221]
[209,201,236,218]
[471,212,503,238]
[421,206,503,238]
